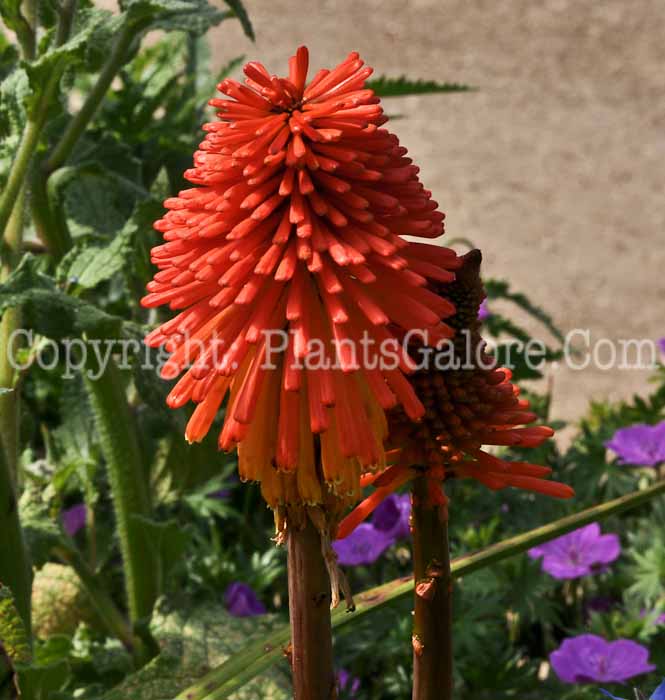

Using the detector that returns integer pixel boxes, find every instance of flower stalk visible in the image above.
[411,476,453,700]
[286,508,335,700]
[84,356,158,626]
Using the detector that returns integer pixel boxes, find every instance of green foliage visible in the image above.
[0,584,32,666]
[483,276,565,381]
[222,0,255,40]
[0,254,124,339]
[98,600,289,699]
[368,76,472,97]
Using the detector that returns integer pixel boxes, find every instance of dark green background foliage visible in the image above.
[0,2,663,699]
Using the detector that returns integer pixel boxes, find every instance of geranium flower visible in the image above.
[372,492,411,540]
[528,523,620,579]
[142,46,461,516]
[550,634,655,684]
[478,298,490,321]
[61,504,87,537]
[605,422,665,467]
[600,679,665,700]
[223,582,267,617]
[333,522,394,566]
[337,669,361,696]
[337,250,572,537]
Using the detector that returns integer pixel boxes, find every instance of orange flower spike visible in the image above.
[142,46,461,512]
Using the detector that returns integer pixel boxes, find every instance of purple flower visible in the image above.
[658,338,665,355]
[372,493,411,540]
[206,488,231,500]
[223,582,266,617]
[333,523,394,566]
[528,523,620,579]
[601,679,665,699]
[550,634,655,684]
[605,422,665,467]
[61,504,87,537]
[478,298,490,321]
[337,669,360,696]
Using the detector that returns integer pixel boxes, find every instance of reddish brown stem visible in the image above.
[287,510,335,700]
[411,476,453,700]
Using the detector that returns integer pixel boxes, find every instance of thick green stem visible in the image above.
[0,432,32,637]
[0,190,25,479]
[177,477,665,700]
[0,119,43,240]
[45,21,143,174]
[287,511,335,700]
[29,168,71,260]
[84,357,158,625]
[411,477,453,700]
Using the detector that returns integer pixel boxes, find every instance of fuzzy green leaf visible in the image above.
[0,68,30,178]
[0,585,32,667]
[223,0,254,40]
[56,199,161,289]
[98,600,288,700]
[0,254,124,340]
[121,0,231,35]
[48,163,147,240]
[23,8,110,102]
[367,75,472,98]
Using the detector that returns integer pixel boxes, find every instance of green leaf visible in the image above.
[0,584,32,667]
[367,76,472,98]
[48,163,148,240]
[23,8,110,104]
[98,600,288,700]
[121,0,231,35]
[18,497,63,568]
[0,68,30,178]
[56,199,161,289]
[223,0,254,40]
[131,516,190,594]
[17,661,70,699]
[0,254,124,340]
[0,33,19,81]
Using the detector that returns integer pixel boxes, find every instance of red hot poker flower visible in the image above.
[338,250,573,538]
[141,47,460,510]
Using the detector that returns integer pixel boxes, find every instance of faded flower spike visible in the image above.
[142,46,460,511]
[339,250,573,537]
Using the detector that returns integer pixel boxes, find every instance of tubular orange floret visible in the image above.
[142,46,460,514]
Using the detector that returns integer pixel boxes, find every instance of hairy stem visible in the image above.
[411,477,453,700]
[287,510,335,700]
[0,433,32,636]
[0,190,26,480]
[84,357,158,625]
